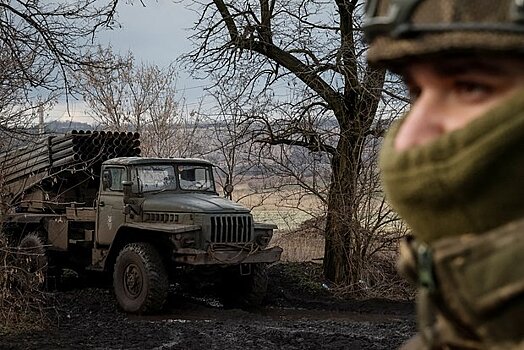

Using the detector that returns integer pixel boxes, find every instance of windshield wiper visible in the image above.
[147,187,175,195]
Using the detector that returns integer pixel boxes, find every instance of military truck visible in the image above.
[0,131,281,313]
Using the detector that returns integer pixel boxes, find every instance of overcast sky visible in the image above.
[51,1,208,124]
[101,1,194,66]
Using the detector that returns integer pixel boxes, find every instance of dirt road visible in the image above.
[1,263,415,349]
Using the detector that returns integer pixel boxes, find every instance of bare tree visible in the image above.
[0,47,44,132]
[0,0,122,148]
[76,48,131,131]
[144,99,205,158]
[78,48,204,157]
[79,48,171,132]
[200,83,261,198]
[183,0,409,287]
[182,0,396,285]
[0,1,120,98]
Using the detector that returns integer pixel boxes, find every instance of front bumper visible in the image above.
[172,246,283,265]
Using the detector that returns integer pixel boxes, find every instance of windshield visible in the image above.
[131,163,216,193]
[132,164,176,193]
[177,164,215,192]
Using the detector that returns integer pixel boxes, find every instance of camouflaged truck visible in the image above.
[0,131,281,313]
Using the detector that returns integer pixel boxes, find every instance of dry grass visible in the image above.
[329,251,416,301]
[232,182,327,262]
[0,233,53,333]
[233,181,325,231]
[269,217,415,300]
[231,181,415,300]
[271,217,325,263]
[272,232,325,262]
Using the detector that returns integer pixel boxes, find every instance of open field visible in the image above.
[254,208,325,263]
[232,182,326,262]
[233,181,324,229]
[271,229,325,263]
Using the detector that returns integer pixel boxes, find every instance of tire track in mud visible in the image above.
[1,262,416,350]
[129,297,415,350]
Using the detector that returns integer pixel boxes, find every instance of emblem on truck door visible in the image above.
[107,215,112,230]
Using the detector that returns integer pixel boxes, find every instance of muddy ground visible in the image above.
[1,263,416,350]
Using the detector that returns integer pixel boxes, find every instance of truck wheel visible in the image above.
[113,242,168,314]
[221,263,268,309]
[16,233,47,290]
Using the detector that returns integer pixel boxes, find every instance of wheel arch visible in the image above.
[103,226,173,274]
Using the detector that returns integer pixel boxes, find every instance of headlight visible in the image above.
[255,230,273,247]
[171,233,196,248]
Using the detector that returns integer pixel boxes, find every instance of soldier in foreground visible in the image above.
[363,1,524,349]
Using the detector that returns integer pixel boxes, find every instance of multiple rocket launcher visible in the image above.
[0,130,141,212]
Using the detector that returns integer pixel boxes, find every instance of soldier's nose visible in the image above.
[394,91,446,151]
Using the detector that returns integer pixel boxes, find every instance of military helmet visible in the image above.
[364,0,524,64]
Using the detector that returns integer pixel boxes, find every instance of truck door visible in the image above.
[96,166,127,246]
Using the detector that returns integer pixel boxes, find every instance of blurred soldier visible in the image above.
[363,1,524,349]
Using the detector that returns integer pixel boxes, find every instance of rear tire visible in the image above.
[16,232,47,290]
[221,263,268,308]
[113,242,168,314]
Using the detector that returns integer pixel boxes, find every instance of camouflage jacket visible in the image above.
[398,219,524,350]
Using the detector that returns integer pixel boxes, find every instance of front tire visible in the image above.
[113,242,168,314]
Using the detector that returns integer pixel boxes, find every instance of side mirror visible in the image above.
[224,183,234,199]
[122,180,133,204]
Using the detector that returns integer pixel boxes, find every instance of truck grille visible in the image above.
[210,215,252,243]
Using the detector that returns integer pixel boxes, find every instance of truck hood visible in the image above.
[142,192,250,213]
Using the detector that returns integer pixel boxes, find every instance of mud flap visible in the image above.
[240,263,251,276]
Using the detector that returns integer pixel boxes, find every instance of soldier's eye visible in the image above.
[454,80,494,103]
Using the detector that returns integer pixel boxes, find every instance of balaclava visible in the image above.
[380,89,524,243]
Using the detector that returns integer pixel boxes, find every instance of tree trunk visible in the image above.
[323,125,366,286]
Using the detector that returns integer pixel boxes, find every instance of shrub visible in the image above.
[0,232,52,333]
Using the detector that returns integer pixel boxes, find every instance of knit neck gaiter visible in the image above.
[379,89,524,244]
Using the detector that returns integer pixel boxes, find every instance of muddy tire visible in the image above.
[221,263,268,308]
[113,242,168,314]
[16,232,47,290]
